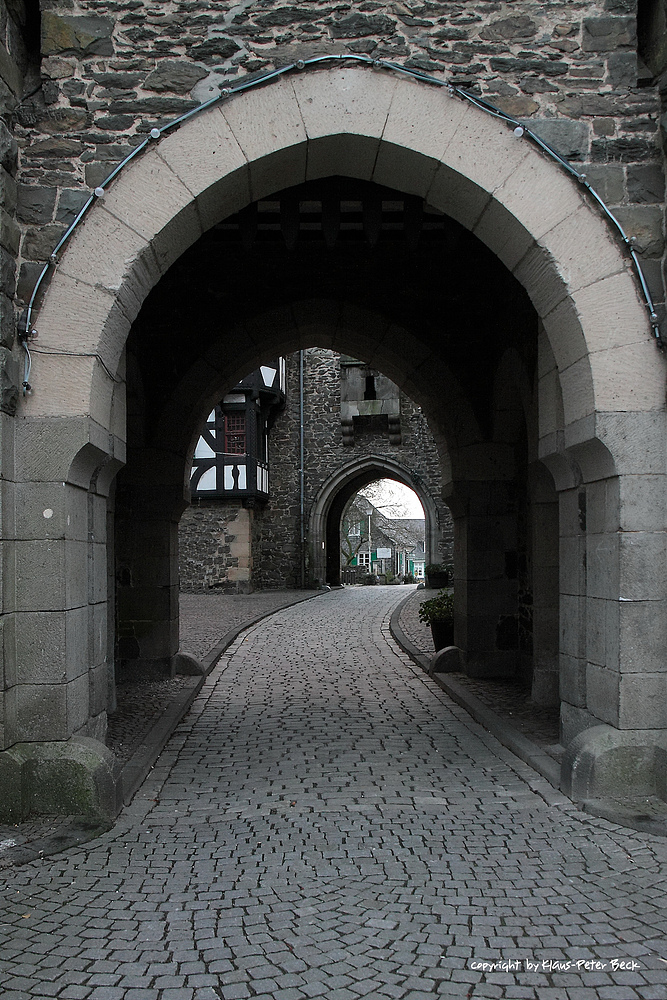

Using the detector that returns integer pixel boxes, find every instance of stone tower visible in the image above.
[179,347,453,592]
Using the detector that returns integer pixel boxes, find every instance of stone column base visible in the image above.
[0,737,121,823]
[561,725,667,803]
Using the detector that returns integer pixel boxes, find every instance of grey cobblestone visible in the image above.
[0,592,324,863]
[397,588,561,753]
[2,588,667,999]
[107,590,321,765]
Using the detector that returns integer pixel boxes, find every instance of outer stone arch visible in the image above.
[24,65,663,433]
[10,63,667,815]
[308,455,444,587]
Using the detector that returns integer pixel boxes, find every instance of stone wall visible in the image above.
[179,348,452,591]
[4,0,665,331]
[251,349,303,590]
[179,502,253,593]
[0,0,33,410]
[261,347,453,589]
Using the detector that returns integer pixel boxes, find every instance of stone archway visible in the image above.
[8,66,667,814]
[308,455,444,587]
[25,68,662,421]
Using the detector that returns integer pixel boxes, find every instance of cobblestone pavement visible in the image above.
[178,592,321,663]
[107,591,319,766]
[3,587,667,1000]
[0,592,322,867]
[398,589,561,753]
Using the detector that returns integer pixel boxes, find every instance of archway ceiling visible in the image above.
[128,176,537,450]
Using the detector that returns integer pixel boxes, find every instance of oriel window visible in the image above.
[224,413,246,454]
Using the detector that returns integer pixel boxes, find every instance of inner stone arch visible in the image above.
[170,339,454,597]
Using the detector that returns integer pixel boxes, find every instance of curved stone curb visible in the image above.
[118,676,202,807]
[389,596,431,674]
[390,593,667,837]
[119,589,327,806]
[390,592,560,790]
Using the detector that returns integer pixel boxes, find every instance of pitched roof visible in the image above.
[344,495,425,553]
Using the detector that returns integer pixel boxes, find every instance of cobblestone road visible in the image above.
[3,587,667,1000]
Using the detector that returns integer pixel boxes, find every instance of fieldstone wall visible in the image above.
[0,0,35,410]
[179,502,253,593]
[179,348,452,592]
[252,350,303,590]
[2,0,664,330]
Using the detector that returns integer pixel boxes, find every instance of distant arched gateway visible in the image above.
[7,66,666,816]
[308,455,442,587]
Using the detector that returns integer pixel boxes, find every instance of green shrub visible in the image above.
[418,589,454,624]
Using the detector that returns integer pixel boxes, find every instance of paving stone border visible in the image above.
[391,588,667,839]
[0,589,325,867]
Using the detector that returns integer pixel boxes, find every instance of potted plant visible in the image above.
[425,562,453,590]
[418,589,455,650]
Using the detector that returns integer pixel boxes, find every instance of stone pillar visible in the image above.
[613,467,667,731]
[115,483,183,678]
[558,464,667,799]
[4,429,119,747]
[557,464,667,739]
[529,463,560,707]
[106,482,117,713]
[539,408,667,799]
[578,474,666,735]
[558,483,592,743]
[450,479,520,678]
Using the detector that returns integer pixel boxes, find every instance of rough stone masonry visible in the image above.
[0,0,665,350]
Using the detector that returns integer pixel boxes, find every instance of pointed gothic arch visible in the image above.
[308,455,443,587]
[8,65,667,813]
[25,67,662,435]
